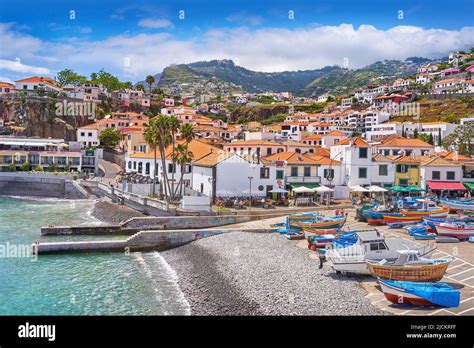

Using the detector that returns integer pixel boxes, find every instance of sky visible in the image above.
[0,0,473,83]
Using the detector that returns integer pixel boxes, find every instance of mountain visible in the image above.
[186,59,339,93]
[302,59,420,96]
[150,57,427,96]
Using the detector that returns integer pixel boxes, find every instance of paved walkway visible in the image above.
[232,209,474,316]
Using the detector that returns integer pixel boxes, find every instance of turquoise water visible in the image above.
[0,196,190,315]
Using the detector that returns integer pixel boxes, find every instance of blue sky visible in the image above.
[0,0,473,83]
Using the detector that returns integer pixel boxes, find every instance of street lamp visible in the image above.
[248,176,254,210]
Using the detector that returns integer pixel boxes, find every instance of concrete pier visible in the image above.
[33,228,276,254]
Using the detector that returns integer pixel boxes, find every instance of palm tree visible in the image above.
[167,116,180,200]
[173,144,194,197]
[143,119,160,195]
[180,123,194,144]
[145,75,155,94]
[154,115,173,199]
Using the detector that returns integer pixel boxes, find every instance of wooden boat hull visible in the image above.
[384,215,421,224]
[379,279,435,306]
[303,228,338,239]
[441,199,474,212]
[293,215,347,230]
[435,224,474,239]
[367,261,450,282]
[400,208,449,218]
[286,232,304,240]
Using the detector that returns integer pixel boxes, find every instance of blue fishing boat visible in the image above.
[379,278,460,307]
[441,197,474,212]
[407,224,427,236]
[413,232,436,240]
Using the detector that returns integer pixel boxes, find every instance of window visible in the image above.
[145,163,150,175]
[359,148,368,159]
[184,164,192,174]
[304,167,311,177]
[379,165,388,176]
[396,164,407,173]
[405,150,412,156]
[128,161,131,169]
[324,169,334,180]
[370,243,379,251]
[266,148,272,156]
[80,132,85,137]
[260,167,270,179]
[88,132,92,137]
[276,170,284,180]
[399,178,408,186]
[358,167,367,178]
[291,167,298,177]
[432,171,440,180]
[447,171,455,180]
[168,163,175,173]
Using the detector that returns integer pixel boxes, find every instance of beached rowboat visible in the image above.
[292,214,347,230]
[383,214,422,224]
[400,207,449,218]
[366,251,451,282]
[378,278,460,307]
[435,222,474,239]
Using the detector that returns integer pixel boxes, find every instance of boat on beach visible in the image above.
[435,221,474,239]
[324,230,436,275]
[366,250,452,282]
[378,278,460,307]
[384,214,422,224]
[303,227,339,239]
[441,197,474,213]
[291,214,347,230]
[399,199,449,218]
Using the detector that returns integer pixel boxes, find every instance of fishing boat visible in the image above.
[384,214,422,224]
[413,232,436,240]
[435,236,460,243]
[441,197,474,213]
[400,199,449,218]
[435,221,474,239]
[406,224,427,236]
[286,231,305,240]
[362,205,393,225]
[366,250,452,282]
[292,214,347,230]
[378,278,460,307]
[324,230,436,275]
[303,227,339,239]
[288,212,321,221]
[308,234,337,249]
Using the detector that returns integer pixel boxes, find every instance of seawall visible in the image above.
[34,228,275,254]
[0,172,88,198]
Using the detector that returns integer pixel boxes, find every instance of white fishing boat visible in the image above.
[324,230,436,275]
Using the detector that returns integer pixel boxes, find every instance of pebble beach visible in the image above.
[162,231,383,316]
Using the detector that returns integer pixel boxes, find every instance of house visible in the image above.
[419,156,465,193]
[223,140,286,158]
[340,97,353,108]
[373,135,434,157]
[164,98,175,107]
[393,156,420,187]
[440,68,461,78]
[432,78,462,93]
[415,73,434,85]
[191,151,277,199]
[15,76,61,94]
[317,94,333,103]
[462,79,474,93]
[281,140,315,154]
[370,153,395,189]
[321,130,348,148]
[301,134,323,147]
[262,152,321,192]
[77,124,100,148]
[0,82,15,95]
[122,126,146,155]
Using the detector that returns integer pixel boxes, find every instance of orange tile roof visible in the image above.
[0,82,14,88]
[282,140,314,147]
[302,134,323,140]
[326,130,347,137]
[308,155,341,165]
[263,151,319,165]
[15,76,57,85]
[378,136,434,148]
[339,137,370,147]
[435,78,461,84]
[394,156,420,164]
[314,147,330,157]
[129,139,220,160]
[192,151,234,167]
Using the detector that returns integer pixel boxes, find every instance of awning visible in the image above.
[465,182,474,190]
[426,181,467,191]
[287,183,320,189]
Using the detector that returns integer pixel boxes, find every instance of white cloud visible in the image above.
[138,18,174,29]
[1,22,473,82]
[0,59,52,75]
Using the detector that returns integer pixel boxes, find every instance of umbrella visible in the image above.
[350,185,369,192]
[313,186,334,193]
[367,185,387,192]
[269,188,288,193]
[292,186,314,193]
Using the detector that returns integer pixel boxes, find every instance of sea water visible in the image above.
[0,196,190,315]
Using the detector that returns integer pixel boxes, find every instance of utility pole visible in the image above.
[248,176,253,210]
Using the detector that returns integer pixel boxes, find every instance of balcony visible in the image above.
[285,176,321,184]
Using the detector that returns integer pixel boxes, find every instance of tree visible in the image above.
[90,69,125,92]
[144,119,160,195]
[413,128,419,138]
[99,128,122,148]
[428,133,434,145]
[442,123,474,157]
[20,162,30,171]
[167,116,180,200]
[179,123,194,143]
[136,84,145,92]
[437,128,442,146]
[154,116,173,199]
[56,69,87,87]
[123,81,133,89]
[34,164,42,172]
[173,144,194,197]
[145,75,155,93]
